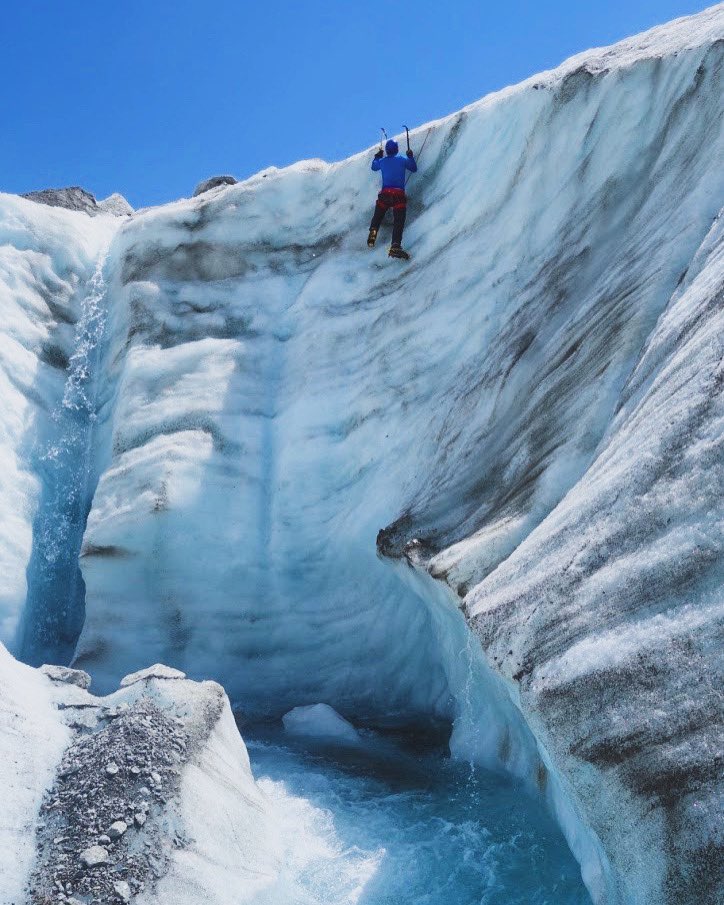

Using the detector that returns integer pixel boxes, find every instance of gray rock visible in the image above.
[79,845,109,868]
[103,702,130,719]
[105,762,119,776]
[97,193,134,217]
[120,664,186,687]
[29,695,195,902]
[113,880,131,902]
[21,187,98,215]
[40,664,92,690]
[107,820,127,840]
[193,175,237,197]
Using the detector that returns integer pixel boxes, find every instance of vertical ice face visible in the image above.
[458,210,724,905]
[73,210,459,721]
[74,7,723,710]
[67,10,723,901]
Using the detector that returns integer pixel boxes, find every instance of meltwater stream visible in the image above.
[246,728,592,905]
[19,250,110,665]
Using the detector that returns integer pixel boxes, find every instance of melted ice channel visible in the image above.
[246,727,592,905]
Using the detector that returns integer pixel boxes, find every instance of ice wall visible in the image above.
[65,8,724,901]
[457,209,724,905]
[75,7,723,708]
[0,5,721,904]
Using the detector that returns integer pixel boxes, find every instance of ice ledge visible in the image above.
[119,663,187,687]
[40,663,92,689]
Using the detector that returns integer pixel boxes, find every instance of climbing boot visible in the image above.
[388,244,410,260]
[367,227,378,248]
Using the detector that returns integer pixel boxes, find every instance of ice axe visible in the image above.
[380,127,388,150]
[403,124,411,153]
[404,126,432,186]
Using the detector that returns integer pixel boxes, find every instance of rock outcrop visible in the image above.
[192,175,237,196]
[20,186,133,217]
[22,186,99,215]
[97,192,134,216]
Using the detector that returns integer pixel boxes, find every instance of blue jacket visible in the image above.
[372,153,417,190]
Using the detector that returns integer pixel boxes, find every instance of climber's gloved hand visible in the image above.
[406,149,414,158]
[374,149,384,160]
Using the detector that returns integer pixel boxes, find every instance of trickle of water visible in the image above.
[458,629,483,782]
[19,251,110,665]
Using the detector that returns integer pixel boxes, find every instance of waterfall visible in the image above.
[18,249,110,665]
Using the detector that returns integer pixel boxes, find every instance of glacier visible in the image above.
[0,4,722,905]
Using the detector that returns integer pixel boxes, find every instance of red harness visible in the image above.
[375,188,407,212]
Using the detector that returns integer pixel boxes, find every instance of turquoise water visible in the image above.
[246,728,592,905]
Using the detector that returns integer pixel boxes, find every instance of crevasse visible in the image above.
[0,6,722,905]
[70,15,722,903]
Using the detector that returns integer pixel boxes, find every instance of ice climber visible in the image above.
[367,138,417,260]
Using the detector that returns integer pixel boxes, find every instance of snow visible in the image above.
[0,5,721,904]
[283,703,361,744]
[0,643,70,903]
[136,685,282,905]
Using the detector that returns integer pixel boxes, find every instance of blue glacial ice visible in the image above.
[283,703,361,744]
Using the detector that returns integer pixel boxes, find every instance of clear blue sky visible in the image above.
[1,0,714,208]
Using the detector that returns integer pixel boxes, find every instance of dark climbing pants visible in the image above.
[370,188,407,246]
